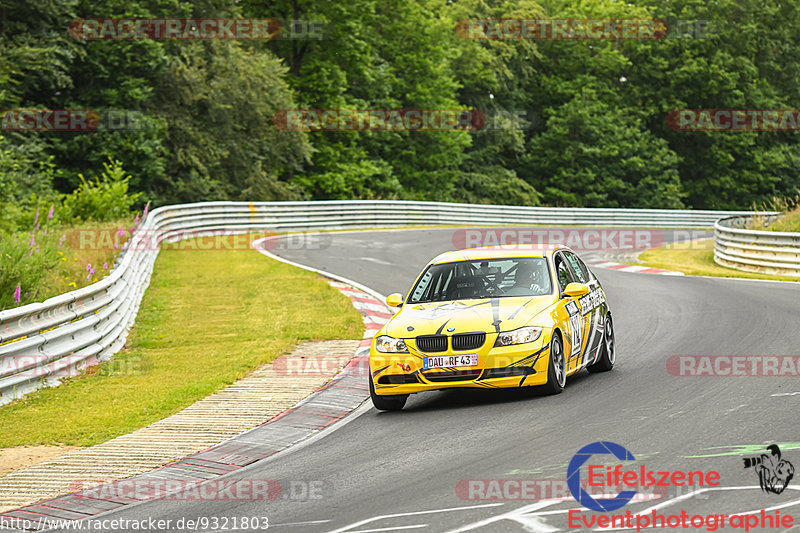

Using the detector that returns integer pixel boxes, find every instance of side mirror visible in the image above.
[563,282,590,298]
[385,293,404,308]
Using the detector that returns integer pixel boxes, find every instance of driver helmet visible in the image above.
[514,262,539,285]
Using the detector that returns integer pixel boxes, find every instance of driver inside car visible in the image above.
[504,261,545,296]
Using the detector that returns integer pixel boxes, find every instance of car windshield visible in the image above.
[408,258,552,303]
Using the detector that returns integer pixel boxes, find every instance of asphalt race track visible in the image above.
[49,228,800,532]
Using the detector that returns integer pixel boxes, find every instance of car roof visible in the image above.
[430,244,569,264]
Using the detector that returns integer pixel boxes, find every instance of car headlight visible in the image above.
[375,335,409,353]
[494,326,543,347]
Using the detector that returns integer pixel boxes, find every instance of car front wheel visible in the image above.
[540,333,566,394]
[369,376,408,411]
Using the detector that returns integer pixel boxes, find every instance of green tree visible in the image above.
[525,89,683,207]
[154,41,310,202]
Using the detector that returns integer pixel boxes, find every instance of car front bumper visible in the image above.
[369,333,551,396]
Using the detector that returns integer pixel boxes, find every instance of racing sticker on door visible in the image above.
[577,285,606,315]
[566,300,582,358]
[577,285,605,364]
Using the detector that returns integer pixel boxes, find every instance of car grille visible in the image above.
[422,369,482,382]
[452,332,485,351]
[416,335,447,353]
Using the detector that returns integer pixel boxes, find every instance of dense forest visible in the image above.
[2,0,800,226]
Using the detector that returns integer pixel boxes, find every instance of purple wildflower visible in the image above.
[103,262,108,269]
[28,235,35,247]
[48,205,54,220]
[14,285,21,304]
[143,202,150,219]
[59,234,66,247]
[134,213,140,226]
[33,208,39,224]
[86,263,92,271]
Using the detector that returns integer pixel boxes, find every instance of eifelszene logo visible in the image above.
[567,441,721,512]
[743,444,795,495]
[567,441,797,531]
[567,441,637,512]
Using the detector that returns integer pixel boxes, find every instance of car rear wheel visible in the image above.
[540,333,566,394]
[369,376,408,411]
[587,314,615,373]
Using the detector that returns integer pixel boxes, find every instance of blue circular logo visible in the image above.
[567,441,637,512]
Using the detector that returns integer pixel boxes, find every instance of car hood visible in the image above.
[385,296,555,338]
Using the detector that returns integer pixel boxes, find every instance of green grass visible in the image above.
[0,240,363,447]
[765,206,800,232]
[638,240,800,282]
[1,217,135,310]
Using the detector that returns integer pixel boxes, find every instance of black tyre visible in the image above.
[369,376,408,411]
[587,314,615,373]
[540,333,566,395]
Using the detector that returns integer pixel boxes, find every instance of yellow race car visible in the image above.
[369,244,614,411]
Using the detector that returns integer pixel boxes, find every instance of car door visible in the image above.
[553,251,584,371]
[562,250,605,368]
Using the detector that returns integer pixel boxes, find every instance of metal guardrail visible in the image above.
[714,215,800,277]
[0,200,760,405]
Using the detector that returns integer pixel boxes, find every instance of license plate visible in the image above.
[423,354,478,370]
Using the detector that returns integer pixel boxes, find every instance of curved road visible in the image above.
[54,228,800,532]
